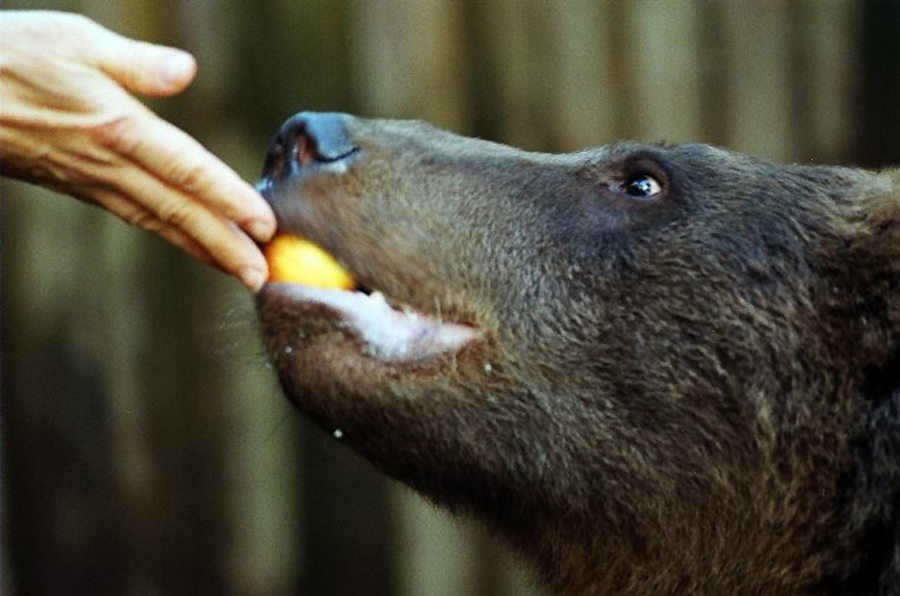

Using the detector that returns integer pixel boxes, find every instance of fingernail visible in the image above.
[160,51,196,87]
[240,267,267,293]
[248,218,276,242]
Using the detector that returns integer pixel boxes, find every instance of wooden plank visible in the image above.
[805,1,858,162]
[719,1,795,161]
[351,0,470,131]
[478,0,557,149]
[624,0,705,144]
[390,488,482,596]
[548,0,619,149]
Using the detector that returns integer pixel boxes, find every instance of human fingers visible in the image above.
[85,168,270,291]
[96,110,277,245]
[77,16,198,98]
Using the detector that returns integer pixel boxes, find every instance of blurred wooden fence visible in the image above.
[2,1,899,595]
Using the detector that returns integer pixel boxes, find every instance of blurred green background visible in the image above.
[2,1,899,595]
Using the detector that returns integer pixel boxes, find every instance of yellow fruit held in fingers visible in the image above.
[265,234,355,289]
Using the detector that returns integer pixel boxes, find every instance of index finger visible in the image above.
[108,110,277,243]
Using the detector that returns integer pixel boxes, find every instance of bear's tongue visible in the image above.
[263,234,480,362]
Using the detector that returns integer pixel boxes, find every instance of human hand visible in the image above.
[0,11,276,291]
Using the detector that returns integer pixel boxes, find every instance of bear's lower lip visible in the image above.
[262,283,481,362]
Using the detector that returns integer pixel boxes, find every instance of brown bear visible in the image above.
[255,112,900,595]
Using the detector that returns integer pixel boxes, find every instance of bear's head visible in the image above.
[256,113,900,595]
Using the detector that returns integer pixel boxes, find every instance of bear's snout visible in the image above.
[261,112,359,183]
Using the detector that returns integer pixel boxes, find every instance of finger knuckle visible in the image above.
[156,201,194,229]
[90,113,143,156]
[168,159,209,195]
[123,207,156,231]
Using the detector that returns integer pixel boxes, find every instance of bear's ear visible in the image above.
[849,169,900,263]
[841,170,900,354]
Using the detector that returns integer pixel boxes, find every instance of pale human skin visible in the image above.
[0,11,276,291]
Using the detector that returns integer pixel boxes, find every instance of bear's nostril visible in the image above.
[296,132,318,168]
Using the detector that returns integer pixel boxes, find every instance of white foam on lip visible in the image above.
[269,283,481,362]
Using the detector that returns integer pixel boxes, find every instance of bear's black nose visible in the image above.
[262,112,358,180]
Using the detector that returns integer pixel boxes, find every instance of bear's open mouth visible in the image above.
[263,282,481,362]
[260,230,481,363]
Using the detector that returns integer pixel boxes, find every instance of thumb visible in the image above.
[95,29,197,97]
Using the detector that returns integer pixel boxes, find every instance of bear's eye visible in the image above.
[623,174,662,199]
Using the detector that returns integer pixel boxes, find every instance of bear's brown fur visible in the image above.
[256,113,900,595]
